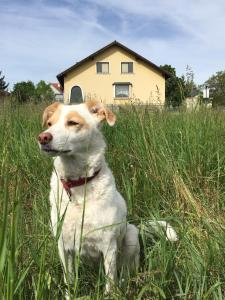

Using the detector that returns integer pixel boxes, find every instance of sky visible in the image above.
[1,0,225,88]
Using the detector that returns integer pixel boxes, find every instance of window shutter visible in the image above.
[96,63,102,73]
[102,63,109,73]
[122,63,128,73]
[122,62,133,73]
[128,63,133,73]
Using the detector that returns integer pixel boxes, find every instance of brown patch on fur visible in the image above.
[48,109,61,127]
[85,100,116,126]
[65,111,89,129]
[42,102,62,127]
[85,99,102,113]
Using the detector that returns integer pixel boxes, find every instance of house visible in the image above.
[57,41,170,105]
[185,95,200,111]
[49,83,63,102]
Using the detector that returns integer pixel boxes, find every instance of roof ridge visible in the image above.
[57,41,170,87]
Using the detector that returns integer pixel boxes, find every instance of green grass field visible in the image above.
[0,101,225,299]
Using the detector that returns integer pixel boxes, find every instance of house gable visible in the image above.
[57,41,170,88]
[62,45,166,104]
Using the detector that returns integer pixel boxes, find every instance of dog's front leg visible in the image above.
[58,238,74,285]
[102,240,118,294]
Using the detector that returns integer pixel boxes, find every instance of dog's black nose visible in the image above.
[38,132,53,145]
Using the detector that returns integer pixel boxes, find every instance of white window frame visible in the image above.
[113,83,132,99]
[121,62,133,74]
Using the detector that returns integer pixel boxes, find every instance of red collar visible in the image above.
[60,169,101,197]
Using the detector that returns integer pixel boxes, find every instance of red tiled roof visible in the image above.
[50,83,63,93]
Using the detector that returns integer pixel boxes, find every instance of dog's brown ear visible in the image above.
[42,102,61,127]
[86,100,116,126]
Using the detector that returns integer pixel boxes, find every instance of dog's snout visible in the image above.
[38,132,53,145]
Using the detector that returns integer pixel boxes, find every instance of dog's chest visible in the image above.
[50,172,127,256]
[61,202,103,252]
[52,194,122,256]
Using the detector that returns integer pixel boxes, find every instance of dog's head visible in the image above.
[38,100,116,156]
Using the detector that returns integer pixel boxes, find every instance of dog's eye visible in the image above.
[47,121,52,127]
[90,107,98,114]
[67,120,79,126]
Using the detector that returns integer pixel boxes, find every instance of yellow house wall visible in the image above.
[63,46,165,105]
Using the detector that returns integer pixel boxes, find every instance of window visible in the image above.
[114,83,131,98]
[96,62,109,73]
[121,62,133,73]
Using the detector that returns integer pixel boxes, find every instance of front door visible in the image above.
[70,86,83,104]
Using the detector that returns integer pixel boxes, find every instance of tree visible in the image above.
[12,80,55,103]
[183,65,199,98]
[0,71,9,94]
[204,71,225,107]
[12,81,36,103]
[160,64,186,107]
[35,80,54,102]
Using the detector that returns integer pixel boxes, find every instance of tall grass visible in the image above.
[0,101,225,299]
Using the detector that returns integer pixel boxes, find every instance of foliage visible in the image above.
[12,80,54,103]
[0,70,9,94]
[160,64,186,107]
[0,103,225,299]
[35,80,55,102]
[12,81,36,103]
[204,70,225,107]
[182,65,198,97]
[161,64,200,108]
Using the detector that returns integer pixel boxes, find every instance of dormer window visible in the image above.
[121,62,133,73]
[96,62,109,74]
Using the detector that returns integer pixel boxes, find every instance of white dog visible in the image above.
[38,100,177,294]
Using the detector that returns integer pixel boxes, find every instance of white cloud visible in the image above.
[0,0,115,87]
[1,0,225,87]
[86,0,225,82]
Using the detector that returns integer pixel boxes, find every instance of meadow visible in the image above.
[0,101,225,299]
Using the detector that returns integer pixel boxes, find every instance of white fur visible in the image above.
[38,101,177,294]
[39,102,140,293]
[140,221,178,242]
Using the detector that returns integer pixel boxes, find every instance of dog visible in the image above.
[38,100,177,294]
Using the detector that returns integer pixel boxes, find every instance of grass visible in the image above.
[0,101,225,299]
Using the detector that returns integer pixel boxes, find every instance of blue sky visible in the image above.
[1,0,225,88]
